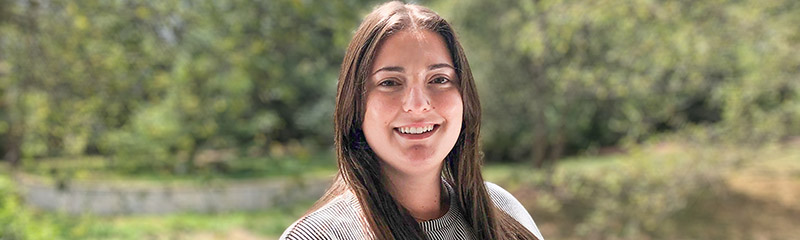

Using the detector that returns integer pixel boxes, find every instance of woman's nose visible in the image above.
[402,86,431,113]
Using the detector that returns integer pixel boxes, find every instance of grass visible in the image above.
[1,166,315,240]
[4,140,799,239]
[3,152,333,240]
[72,203,312,240]
[667,144,800,240]
[483,154,626,187]
[23,204,312,240]
[18,151,337,185]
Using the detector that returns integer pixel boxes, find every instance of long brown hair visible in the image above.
[309,1,539,239]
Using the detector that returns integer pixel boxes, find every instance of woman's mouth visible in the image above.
[394,124,439,140]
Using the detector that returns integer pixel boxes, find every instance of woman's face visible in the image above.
[362,30,463,177]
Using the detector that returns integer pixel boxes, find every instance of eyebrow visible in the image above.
[371,63,456,75]
[428,63,455,71]
[372,66,404,75]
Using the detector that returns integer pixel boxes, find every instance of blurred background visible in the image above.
[1,0,799,239]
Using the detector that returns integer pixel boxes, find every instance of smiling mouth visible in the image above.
[397,124,436,134]
[394,124,440,140]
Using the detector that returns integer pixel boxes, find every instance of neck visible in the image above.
[383,167,449,222]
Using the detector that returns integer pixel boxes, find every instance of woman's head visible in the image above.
[324,1,536,239]
[335,0,481,178]
[362,14,466,180]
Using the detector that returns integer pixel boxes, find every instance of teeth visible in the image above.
[398,125,435,134]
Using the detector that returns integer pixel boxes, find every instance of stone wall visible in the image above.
[15,173,330,215]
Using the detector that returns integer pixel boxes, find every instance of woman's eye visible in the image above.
[378,79,400,87]
[431,77,450,84]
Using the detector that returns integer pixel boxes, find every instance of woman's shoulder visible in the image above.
[484,181,545,240]
[484,181,526,206]
[279,192,369,240]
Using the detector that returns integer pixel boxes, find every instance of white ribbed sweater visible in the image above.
[280,180,545,240]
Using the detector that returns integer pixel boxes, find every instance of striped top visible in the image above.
[280,180,545,240]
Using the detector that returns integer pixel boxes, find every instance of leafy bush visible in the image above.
[0,0,381,172]
[489,140,759,239]
[441,0,800,164]
[1,0,797,171]
[0,168,64,239]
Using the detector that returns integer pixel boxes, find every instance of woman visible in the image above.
[281,1,544,239]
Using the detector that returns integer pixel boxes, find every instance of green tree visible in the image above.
[441,0,800,166]
[0,0,382,173]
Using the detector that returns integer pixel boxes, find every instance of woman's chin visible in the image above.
[380,152,445,175]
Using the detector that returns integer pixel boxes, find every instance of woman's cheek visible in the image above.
[369,93,401,125]
[434,90,463,115]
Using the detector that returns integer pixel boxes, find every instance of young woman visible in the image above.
[280,1,544,239]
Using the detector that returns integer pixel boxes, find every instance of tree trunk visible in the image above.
[532,110,548,169]
[3,138,20,167]
[549,127,566,162]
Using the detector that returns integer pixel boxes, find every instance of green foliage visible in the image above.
[0,0,381,172]
[0,174,30,239]
[5,2,796,239]
[69,205,309,239]
[441,0,800,164]
[19,151,335,184]
[0,167,64,239]
[0,164,311,239]
[486,141,764,239]
[0,0,798,170]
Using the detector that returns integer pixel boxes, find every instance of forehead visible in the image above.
[371,30,453,71]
